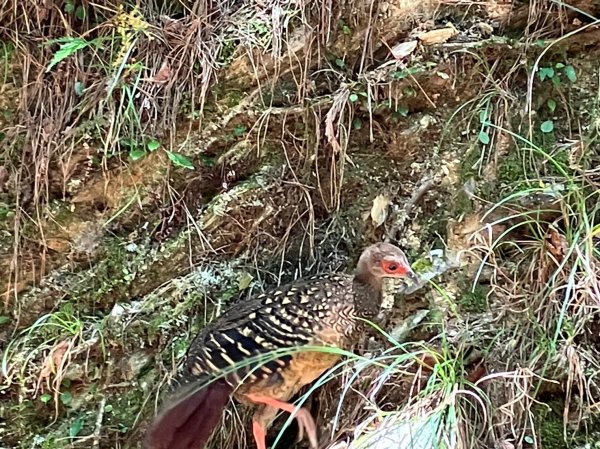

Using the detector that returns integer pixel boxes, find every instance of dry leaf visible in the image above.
[391,40,418,59]
[486,0,513,21]
[477,22,494,37]
[417,25,458,45]
[545,227,567,262]
[39,340,70,379]
[238,272,254,290]
[370,194,392,228]
[148,61,171,84]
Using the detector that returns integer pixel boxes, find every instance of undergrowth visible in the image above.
[1,1,600,449]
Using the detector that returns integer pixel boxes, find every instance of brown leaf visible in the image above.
[466,360,487,383]
[417,25,458,45]
[545,227,567,262]
[391,40,418,59]
[148,61,171,84]
[39,340,70,379]
[370,194,392,228]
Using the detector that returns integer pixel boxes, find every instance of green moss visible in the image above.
[224,89,245,108]
[459,146,483,183]
[539,411,565,449]
[453,190,474,216]
[68,236,131,305]
[105,387,147,435]
[426,310,445,334]
[458,282,488,313]
[498,150,527,185]
[534,403,567,449]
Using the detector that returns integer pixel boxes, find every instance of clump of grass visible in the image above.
[457,122,600,447]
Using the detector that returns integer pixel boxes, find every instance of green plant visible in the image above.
[536,62,578,134]
[64,0,86,20]
[44,37,103,72]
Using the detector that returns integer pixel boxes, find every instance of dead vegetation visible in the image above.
[1,0,600,448]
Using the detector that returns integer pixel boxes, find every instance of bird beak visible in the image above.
[406,269,419,285]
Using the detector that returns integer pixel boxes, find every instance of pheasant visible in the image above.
[145,242,417,449]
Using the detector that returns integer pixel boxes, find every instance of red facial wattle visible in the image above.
[381,260,408,276]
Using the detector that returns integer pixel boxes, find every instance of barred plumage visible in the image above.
[146,242,417,449]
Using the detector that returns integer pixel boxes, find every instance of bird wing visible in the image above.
[179,274,350,388]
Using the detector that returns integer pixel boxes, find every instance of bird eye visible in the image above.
[381,260,406,275]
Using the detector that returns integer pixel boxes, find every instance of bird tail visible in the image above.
[144,378,233,449]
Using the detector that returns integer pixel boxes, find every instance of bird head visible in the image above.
[355,242,418,291]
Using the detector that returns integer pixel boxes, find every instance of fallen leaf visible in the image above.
[238,272,254,290]
[148,61,171,84]
[466,360,487,383]
[486,0,514,21]
[417,25,458,45]
[391,40,418,59]
[370,194,392,228]
[39,340,70,379]
[477,22,494,37]
[545,227,567,262]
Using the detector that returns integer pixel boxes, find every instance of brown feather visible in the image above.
[144,379,232,449]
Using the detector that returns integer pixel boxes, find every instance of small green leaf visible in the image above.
[551,76,562,87]
[555,62,565,69]
[0,315,10,326]
[238,272,253,290]
[64,1,75,13]
[547,98,556,112]
[403,86,416,97]
[538,67,554,81]
[75,5,86,20]
[129,149,146,161]
[478,131,490,145]
[166,151,194,169]
[540,120,554,133]
[146,139,160,151]
[121,138,136,148]
[104,404,113,413]
[233,125,247,137]
[396,105,409,117]
[199,154,215,167]
[353,117,362,129]
[335,58,345,68]
[74,81,85,96]
[524,435,534,444]
[40,393,52,404]
[60,392,73,405]
[564,65,577,82]
[349,93,359,102]
[479,110,488,123]
[70,417,84,437]
[45,38,92,72]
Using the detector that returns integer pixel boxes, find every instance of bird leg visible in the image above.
[252,419,268,449]
[246,393,318,449]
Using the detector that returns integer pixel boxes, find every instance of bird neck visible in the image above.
[352,270,383,319]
